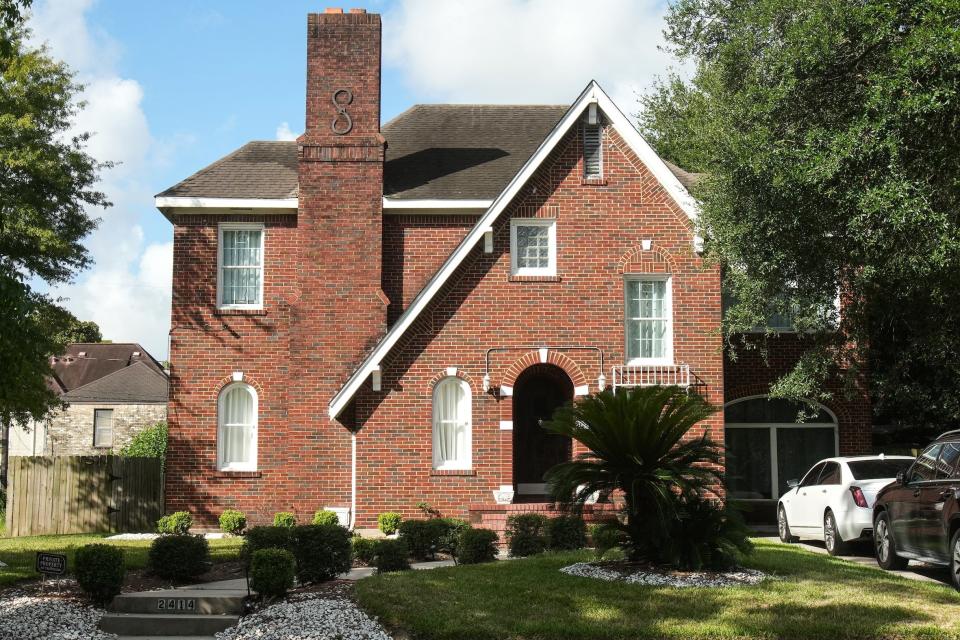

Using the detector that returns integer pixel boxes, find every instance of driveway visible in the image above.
[759,536,952,586]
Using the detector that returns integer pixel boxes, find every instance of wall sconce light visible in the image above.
[597,373,606,392]
[482,374,491,393]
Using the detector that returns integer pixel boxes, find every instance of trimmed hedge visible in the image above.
[75,544,125,604]
[250,548,295,598]
[548,516,587,550]
[457,528,499,564]
[374,539,410,573]
[289,524,352,583]
[506,513,549,557]
[219,509,247,535]
[398,518,446,560]
[312,510,341,526]
[243,526,292,559]
[156,511,192,535]
[377,512,402,536]
[351,536,378,565]
[273,512,297,528]
[149,534,210,580]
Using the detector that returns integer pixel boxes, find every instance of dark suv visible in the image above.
[872,430,960,589]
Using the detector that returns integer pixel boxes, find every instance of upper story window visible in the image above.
[583,120,603,179]
[510,218,556,277]
[625,276,672,363]
[432,377,471,470]
[218,223,264,309]
[218,383,258,471]
[93,408,114,448]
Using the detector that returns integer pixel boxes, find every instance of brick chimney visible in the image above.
[295,9,387,424]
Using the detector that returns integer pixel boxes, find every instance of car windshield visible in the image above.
[848,459,913,480]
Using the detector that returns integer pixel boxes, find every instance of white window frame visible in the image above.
[510,218,557,277]
[432,377,472,471]
[217,382,259,472]
[624,275,673,365]
[217,222,265,310]
[93,408,114,448]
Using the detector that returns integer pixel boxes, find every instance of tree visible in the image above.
[0,14,108,486]
[543,387,721,560]
[640,0,960,437]
[120,422,168,472]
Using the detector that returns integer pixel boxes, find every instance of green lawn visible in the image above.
[355,540,960,640]
[0,533,244,587]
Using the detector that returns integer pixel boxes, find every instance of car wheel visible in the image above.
[778,505,798,543]
[950,529,960,591]
[874,511,908,570]
[824,510,847,556]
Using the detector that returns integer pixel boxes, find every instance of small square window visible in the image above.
[93,409,114,448]
[510,219,556,276]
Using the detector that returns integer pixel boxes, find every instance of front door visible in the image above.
[513,364,573,496]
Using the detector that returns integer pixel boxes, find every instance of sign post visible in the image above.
[35,552,67,594]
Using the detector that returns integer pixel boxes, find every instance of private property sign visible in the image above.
[35,552,66,576]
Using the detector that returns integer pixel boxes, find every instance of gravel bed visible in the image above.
[561,561,767,588]
[215,594,391,640]
[0,590,115,640]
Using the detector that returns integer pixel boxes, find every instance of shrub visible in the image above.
[75,544,125,604]
[398,518,446,560]
[437,517,471,556]
[656,497,754,570]
[377,511,402,536]
[243,526,292,559]
[547,516,586,550]
[505,513,549,557]
[273,512,297,528]
[249,548,295,598]
[374,539,410,573]
[589,522,624,560]
[119,421,168,472]
[289,524,352,583]
[456,528,499,564]
[219,509,247,535]
[351,536,378,565]
[156,511,192,535]
[312,510,341,526]
[149,534,210,580]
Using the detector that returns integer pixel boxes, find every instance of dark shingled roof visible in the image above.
[51,343,168,404]
[157,104,700,201]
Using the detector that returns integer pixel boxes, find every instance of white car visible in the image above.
[777,455,914,555]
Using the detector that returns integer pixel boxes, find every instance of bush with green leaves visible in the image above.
[312,510,341,526]
[218,509,247,535]
[351,536,378,565]
[273,512,297,528]
[249,548,295,598]
[547,516,586,551]
[119,421,168,471]
[505,513,549,557]
[655,496,754,570]
[289,524,352,583]
[377,511,402,535]
[589,522,624,560]
[456,528,499,565]
[148,534,210,580]
[437,517,471,556]
[243,526,292,559]
[398,518,446,560]
[156,511,192,535]
[75,543,125,604]
[374,539,410,573]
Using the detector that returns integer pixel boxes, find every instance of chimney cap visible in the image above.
[324,7,344,13]
[349,8,367,13]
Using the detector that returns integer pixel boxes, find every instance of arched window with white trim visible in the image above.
[218,383,258,471]
[432,377,471,470]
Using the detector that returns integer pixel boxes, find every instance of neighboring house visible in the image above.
[155,10,870,529]
[10,343,168,456]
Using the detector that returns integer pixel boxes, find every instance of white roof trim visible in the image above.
[155,196,298,209]
[328,80,700,418]
[383,198,492,210]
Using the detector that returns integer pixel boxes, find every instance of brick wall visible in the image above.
[43,403,166,456]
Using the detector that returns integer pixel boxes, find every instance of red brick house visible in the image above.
[155,9,870,530]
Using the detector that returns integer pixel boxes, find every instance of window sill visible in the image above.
[508,275,562,283]
[213,470,262,479]
[215,308,267,317]
[581,177,608,186]
[431,469,476,477]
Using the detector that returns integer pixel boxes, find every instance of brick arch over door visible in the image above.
[500,350,588,391]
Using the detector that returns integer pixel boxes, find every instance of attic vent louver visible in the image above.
[583,119,602,179]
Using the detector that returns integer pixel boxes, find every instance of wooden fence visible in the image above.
[4,456,163,537]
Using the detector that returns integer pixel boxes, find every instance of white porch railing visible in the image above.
[611,363,691,390]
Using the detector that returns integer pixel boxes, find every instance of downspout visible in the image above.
[349,431,357,531]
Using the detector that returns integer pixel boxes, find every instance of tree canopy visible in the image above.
[641,0,960,436]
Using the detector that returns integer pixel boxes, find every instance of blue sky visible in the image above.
[28,0,678,359]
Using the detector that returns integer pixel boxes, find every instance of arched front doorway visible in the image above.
[512,364,574,498]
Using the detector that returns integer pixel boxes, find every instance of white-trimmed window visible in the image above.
[432,377,472,470]
[625,276,672,363]
[510,218,556,276]
[93,409,114,448]
[218,223,264,309]
[217,383,258,471]
[583,121,603,179]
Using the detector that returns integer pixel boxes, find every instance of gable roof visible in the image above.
[51,343,168,404]
[62,361,169,404]
[328,81,701,418]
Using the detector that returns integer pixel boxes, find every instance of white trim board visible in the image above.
[328,80,701,419]
[155,196,492,211]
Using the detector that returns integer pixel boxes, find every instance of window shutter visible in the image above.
[583,123,602,178]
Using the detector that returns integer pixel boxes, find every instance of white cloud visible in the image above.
[384,0,683,113]
[275,121,298,141]
[29,0,172,359]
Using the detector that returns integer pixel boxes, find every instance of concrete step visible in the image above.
[108,590,246,615]
[99,612,240,636]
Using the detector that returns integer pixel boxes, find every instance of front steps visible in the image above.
[467,502,620,544]
[100,583,247,637]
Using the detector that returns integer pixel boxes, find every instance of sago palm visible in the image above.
[543,386,721,560]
